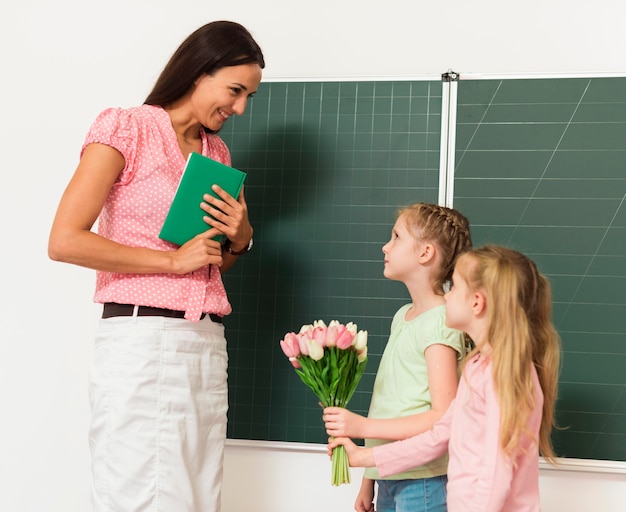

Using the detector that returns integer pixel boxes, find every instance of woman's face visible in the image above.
[191,63,262,131]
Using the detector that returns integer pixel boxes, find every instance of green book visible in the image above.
[159,152,247,246]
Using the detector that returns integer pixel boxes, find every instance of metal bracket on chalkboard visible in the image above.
[441,70,460,82]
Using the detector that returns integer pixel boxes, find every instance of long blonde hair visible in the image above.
[400,203,472,294]
[458,245,561,463]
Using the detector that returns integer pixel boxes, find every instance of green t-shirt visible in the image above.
[364,304,465,480]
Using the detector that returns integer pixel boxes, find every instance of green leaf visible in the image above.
[292,348,367,411]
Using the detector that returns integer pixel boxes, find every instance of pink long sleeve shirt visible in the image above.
[374,354,544,512]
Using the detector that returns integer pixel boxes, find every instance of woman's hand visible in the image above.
[169,228,224,274]
[324,407,366,438]
[327,437,376,468]
[201,184,252,250]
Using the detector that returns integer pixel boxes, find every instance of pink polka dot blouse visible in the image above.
[83,105,233,322]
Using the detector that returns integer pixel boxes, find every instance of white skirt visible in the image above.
[89,315,228,512]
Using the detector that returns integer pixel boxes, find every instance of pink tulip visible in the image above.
[299,324,314,337]
[313,326,327,347]
[325,324,338,347]
[297,333,310,356]
[335,325,355,350]
[280,332,301,359]
[313,320,327,329]
[289,357,302,369]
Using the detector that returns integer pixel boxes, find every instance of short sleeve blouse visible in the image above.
[83,105,232,321]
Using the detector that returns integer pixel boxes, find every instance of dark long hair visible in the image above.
[144,21,265,107]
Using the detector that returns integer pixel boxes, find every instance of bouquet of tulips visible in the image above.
[279,319,368,486]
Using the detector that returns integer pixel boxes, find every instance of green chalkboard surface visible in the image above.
[220,80,443,443]
[219,76,626,463]
[454,77,626,462]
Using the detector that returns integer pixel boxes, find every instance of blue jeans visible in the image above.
[376,475,448,512]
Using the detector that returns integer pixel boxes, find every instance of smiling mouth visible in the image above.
[217,108,231,121]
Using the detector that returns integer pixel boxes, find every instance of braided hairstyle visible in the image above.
[399,203,473,294]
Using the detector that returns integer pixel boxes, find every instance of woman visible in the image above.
[48,20,264,512]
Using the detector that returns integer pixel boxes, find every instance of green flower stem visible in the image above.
[331,443,350,486]
[292,347,368,486]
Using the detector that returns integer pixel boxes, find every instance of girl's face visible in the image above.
[444,259,475,332]
[382,214,421,282]
[190,63,262,131]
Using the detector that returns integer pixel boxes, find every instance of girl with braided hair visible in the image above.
[324,203,472,512]
[329,245,561,512]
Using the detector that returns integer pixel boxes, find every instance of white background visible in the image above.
[1,1,625,510]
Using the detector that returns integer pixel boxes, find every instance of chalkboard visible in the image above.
[453,77,626,462]
[220,77,626,463]
[219,80,443,443]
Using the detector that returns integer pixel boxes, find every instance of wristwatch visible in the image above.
[223,237,253,256]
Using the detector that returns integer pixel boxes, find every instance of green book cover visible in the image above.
[159,152,247,246]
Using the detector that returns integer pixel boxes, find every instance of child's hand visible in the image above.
[355,478,375,512]
[327,437,375,468]
[323,406,365,438]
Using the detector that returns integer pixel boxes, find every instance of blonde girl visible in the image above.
[329,245,561,512]
[324,203,472,512]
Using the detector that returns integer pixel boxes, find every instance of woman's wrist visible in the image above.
[222,235,253,255]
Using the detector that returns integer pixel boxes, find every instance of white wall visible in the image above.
[1,1,625,510]
[222,441,626,512]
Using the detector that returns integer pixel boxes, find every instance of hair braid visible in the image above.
[400,203,472,293]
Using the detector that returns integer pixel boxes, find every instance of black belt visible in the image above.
[102,303,222,323]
